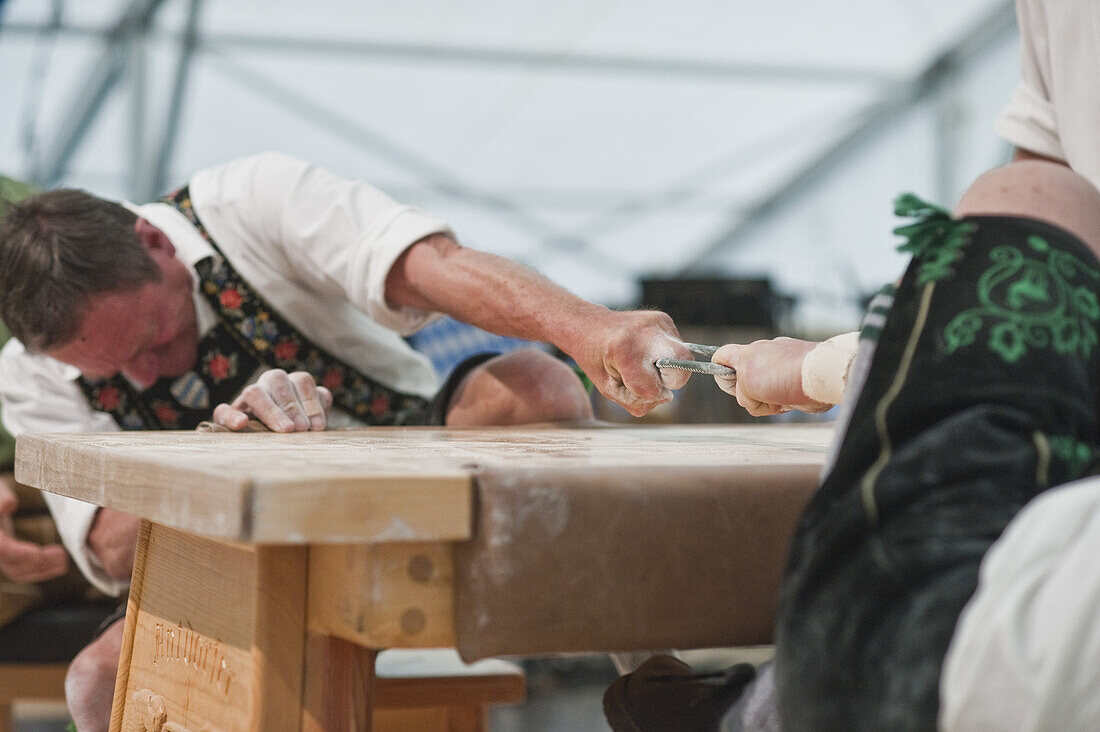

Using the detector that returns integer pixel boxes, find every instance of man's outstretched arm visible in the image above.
[385,233,693,417]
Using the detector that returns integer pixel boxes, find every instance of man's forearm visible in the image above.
[385,234,693,416]
[385,234,607,351]
[87,507,140,580]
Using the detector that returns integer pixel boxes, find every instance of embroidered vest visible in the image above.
[77,186,429,430]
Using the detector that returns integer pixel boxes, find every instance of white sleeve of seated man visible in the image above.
[939,477,1100,731]
[0,340,129,597]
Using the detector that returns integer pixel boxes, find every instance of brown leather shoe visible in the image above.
[602,655,756,732]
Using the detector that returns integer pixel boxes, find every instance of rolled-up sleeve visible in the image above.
[279,158,452,333]
[994,0,1066,161]
[191,152,452,336]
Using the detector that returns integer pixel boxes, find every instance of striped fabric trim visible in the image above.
[860,284,897,342]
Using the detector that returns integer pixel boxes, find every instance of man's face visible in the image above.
[45,257,198,389]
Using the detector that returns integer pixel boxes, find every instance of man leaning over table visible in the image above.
[0,151,692,730]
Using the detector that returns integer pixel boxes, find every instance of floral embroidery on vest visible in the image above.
[942,235,1100,364]
[77,187,429,430]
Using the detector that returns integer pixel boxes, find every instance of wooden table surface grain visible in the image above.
[15,423,834,543]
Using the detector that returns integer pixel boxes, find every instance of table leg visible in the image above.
[109,522,308,731]
[300,633,376,731]
[307,542,455,649]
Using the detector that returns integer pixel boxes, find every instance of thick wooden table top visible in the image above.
[15,423,833,544]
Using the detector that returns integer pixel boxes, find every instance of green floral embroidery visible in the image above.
[1048,435,1095,479]
[943,235,1100,363]
[893,193,977,285]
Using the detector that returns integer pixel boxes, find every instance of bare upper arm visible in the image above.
[383,232,463,311]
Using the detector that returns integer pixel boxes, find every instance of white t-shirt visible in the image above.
[0,151,449,594]
[995,0,1100,189]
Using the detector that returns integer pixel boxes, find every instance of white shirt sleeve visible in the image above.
[0,340,129,597]
[188,152,452,336]
[994,0,1066,161]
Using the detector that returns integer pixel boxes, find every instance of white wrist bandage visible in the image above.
[801,331,860,406]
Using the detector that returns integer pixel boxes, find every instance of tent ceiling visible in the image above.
[0,0,1019,329]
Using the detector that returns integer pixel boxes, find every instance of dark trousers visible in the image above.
[774,215,1100,730]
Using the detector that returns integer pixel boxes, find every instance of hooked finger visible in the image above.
[654,340,696,391]
[713,372,737,397]
[739,393,785,417]
[257,370,310,431]
[289,372,327,431]
[237,383,296,432]
[655,363,691,391]
[317,386,334,413]
[603,379,671,418]
[617,362,668,404]
[711,343,740,369]
[212,403,251,431]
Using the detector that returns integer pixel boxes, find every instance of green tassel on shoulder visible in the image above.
[892,192,976,285]
[893,192,950,221]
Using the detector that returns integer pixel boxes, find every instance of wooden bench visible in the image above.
[374,650,524,731]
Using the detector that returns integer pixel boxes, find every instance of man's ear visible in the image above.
[134,218,176,258]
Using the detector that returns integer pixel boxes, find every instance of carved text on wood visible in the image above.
[152,622,235,697]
